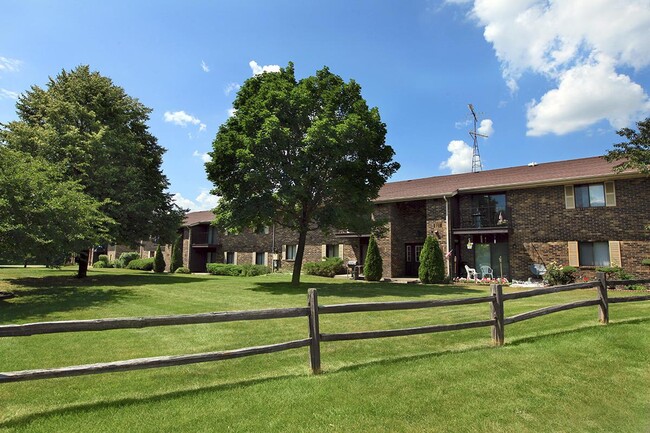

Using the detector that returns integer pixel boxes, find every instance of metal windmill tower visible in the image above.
[468,104,488,173]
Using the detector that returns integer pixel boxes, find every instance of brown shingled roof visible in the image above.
[376,156,638,203]
[183,210,216,227]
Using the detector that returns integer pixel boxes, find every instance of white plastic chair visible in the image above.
[465,265,478,280]
[480,265,494,279]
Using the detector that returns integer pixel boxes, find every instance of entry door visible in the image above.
[405,243,423,277]
[474,242,509,278]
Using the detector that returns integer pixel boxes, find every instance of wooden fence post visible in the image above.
[596,272,609,324]
[491,284,504,346]
[307,288,322,374]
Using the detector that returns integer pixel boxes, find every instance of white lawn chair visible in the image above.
[465,265,478,280]
[480,265,494,279]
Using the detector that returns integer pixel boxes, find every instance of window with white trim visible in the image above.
[225,251,235,264]
[286,245,297,261]
[574,184,605,208]
[578,242,610,267]
[255,252,266,265]
[325,244,340,258]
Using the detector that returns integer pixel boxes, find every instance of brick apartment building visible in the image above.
[175,156,649,280]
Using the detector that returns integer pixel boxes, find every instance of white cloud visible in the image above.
[0,88,19,100]
[477,119,494,136]
[249,60,281,76]
[201,60,210,73]
[193,150,211,163]
[458,0,650,135]
[527,58,650,136]
[440,140,473,174]
[164,111,206,131]
[0,56,21,73]
[227,108,237,118]
[224,82,240,95]
[172,190,219,212]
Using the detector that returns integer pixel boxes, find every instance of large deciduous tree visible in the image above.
[206,63,399,285]
[0,147,113,265]
[604,117,650,174]
[1,65,184,276]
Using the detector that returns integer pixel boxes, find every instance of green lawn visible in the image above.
[1,267,649,432]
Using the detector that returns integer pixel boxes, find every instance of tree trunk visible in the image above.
[77,249,89,278]
[291,228,308,286]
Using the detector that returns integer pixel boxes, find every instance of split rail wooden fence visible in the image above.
[1,273,648,383]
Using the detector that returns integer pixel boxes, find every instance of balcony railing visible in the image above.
[456,208,510,230]
[191,232,219,246]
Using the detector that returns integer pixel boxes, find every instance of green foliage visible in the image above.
[98,255,110,265]
[206,263,270,277]
[206,63,399,285]
[153,245,165,273]
[1,65,185,253]
[116,252,140,268]
[92,261,106,268]
[303,257,345,278]
[0,147,113,264]
[170,235,183,273]
[418,235,445,284]
[604,117,650,174]
[596,265,633,280]
[174,266,191,274]
[364,235,383,281]
[642,259,650,266]
[543,261,577,286]
[126,258,155,271]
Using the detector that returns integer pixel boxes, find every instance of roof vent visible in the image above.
[527,162,538,167]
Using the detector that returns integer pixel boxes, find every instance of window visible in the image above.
[254,226,270,235]
[578,242,610,266]
[325,244,340,258]
[225,252,235,264]
[470,193,506,228]
[255,252,266,265]
[286,245,297,261]
[574,184,605,208]
[414,245,423,262]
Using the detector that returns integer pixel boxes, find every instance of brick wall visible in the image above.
[509,178,649,279]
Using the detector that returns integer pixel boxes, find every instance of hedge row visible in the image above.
[206,263,270,277]
[126,258,155,271]
[303,257,345,278]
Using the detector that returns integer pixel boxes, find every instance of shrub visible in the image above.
[92,261,106,268]
[206,263,243,276]
[174,266,191,274]
[304,257,345,278]
[642,259,650,266]
[240,264,271,277]
[364,235,383,281]
[116,252,140,268]
[127,258,155,271]
[206,263,270,277]
[98,254,110,265]
[543,261,577,286]
[170,235,183,273]
[596,265,633,281]
[153,245,165,273]
[418,235,445,284]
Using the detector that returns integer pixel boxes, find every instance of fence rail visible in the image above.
[1,273,648,383]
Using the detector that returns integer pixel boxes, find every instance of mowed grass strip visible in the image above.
[0,267,648,432]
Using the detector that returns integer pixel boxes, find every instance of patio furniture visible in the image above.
[480,265,494,279]
[465,265,478,280]
[530,263,547,277]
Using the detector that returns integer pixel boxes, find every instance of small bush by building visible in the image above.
[543,261,577,286]
[418,235,445,284]
[206,263,270,277]
[174,266,191,274]
[364,235,383,281]
[303,257,345,278]
[127,258,155,271]
[116,252,140,268]
[170,236,183,273]
[153,245,165,273]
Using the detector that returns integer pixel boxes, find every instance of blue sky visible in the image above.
[1,0,649,211]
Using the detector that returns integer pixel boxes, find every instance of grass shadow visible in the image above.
[5,272,214,289]
[0,373,301,429]
[249,280,484,298]
[0,286,137,323]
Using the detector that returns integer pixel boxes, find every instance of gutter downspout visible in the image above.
[443,195,451,278]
